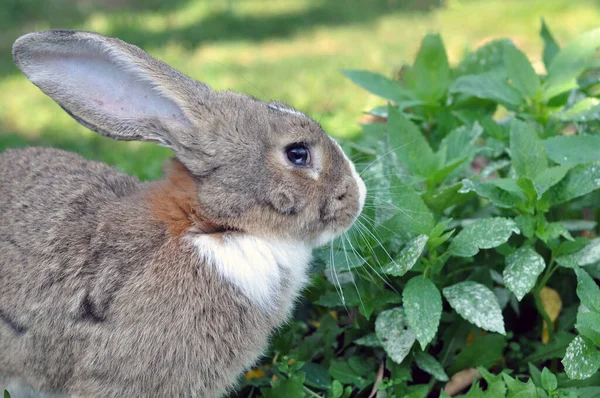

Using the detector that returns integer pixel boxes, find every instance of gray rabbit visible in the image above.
[0,30,366,397]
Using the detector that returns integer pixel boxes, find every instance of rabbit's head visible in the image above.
[13,30,365,246]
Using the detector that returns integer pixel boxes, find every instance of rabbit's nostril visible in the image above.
[336,178,354,201]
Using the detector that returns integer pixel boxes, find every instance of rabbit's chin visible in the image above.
[311,228,347,248]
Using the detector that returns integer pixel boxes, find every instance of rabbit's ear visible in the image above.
[12,30,209,148]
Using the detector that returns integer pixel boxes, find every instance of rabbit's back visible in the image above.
[0,147,144,320]
[0,147,274,397]
[0,147,143,392]
[0,147,142,253]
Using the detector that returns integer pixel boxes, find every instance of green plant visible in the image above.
[238,21,600,398]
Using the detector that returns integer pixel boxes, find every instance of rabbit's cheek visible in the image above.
[268,189,297,215]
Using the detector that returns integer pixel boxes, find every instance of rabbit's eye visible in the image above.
[286,144,310,167]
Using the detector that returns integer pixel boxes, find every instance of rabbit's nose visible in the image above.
[335,177,354,202]
[320,177,359,221]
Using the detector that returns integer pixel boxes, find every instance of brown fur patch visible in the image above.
[146,160,225,237]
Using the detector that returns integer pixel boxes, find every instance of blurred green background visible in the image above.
[2,0,600,179]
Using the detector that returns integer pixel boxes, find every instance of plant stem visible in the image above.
[538,258,557,289]
[425,375,437,397]
[303,386,323,398]
[531,254,558,342]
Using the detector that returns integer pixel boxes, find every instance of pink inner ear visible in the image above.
[32,50,188,124]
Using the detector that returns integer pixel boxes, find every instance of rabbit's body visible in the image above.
[2,30,366,397]
[0,148,306,397]
[1,147,304,397]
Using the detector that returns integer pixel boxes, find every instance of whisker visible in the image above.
[355,218,401,275]
[345,230,400,296]
[358,140,418,177]
[329,239,346,308]
[357,214,406,242]
[341,235,365,314]
[317,95,334,125]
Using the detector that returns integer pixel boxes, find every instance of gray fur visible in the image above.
[1,30,363,397]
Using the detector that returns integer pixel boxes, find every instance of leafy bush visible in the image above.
[236,20,600,398]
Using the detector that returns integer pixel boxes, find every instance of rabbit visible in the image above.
[0,30,366,397]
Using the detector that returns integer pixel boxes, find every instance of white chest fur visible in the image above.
[190,234,313,313]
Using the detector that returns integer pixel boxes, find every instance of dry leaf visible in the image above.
[540,286,562,343]
[245,367,265,381]
[444,368,480,396]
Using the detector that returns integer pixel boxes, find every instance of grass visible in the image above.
[1,0,600,179]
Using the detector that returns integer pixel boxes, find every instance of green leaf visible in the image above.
[575,268,600,313]
[302,363,332,390]
[354,333,382,348]
[576,307,600,346]
[478,367,508,396]
[459,178,527,209]
[331,380,343,398]
[449,72,525,108]
[540,78,578,102]
[536,222,574,244]
[342,70,415,103]
[443,281,506,334]
[540,19,560,69]
[439,123,483,164]
[510,119,547,179]
[385,106,437,176]
[523,331,575,363]
[383,180,435,236]
[546,27,600,88]
[424,182,476,212]
[262,371,306,398]
[455,39,513,77]
[542,162,600,205]
[514,215,536,239]
[503,247,546,301]
[411,33,451,103]
[4,391,10,398]
[557,238,600,269]
[329,360,372,389]
[561,220,598,232]
[429,156,469,186]
[428,220,455,249]
[503,42,540,98]
[541,367,558,391]
[405,385,429,398]
[562,335,600,380]
[432,123,484,185]
[414,350,449,382]
[561,387,600,398]
[448,217,520,257]
[555,98,600,122]
[516,176,537,203]
[382,235,428,276]
[532,165,572,199]
[326,249,367,271]
[316,287,361,308]
[359,289,403,321]
[375,307,416,364]
[448,334,507,374]
[502,373,538,398]
[543,136,600,165]
[403,276,442,349]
